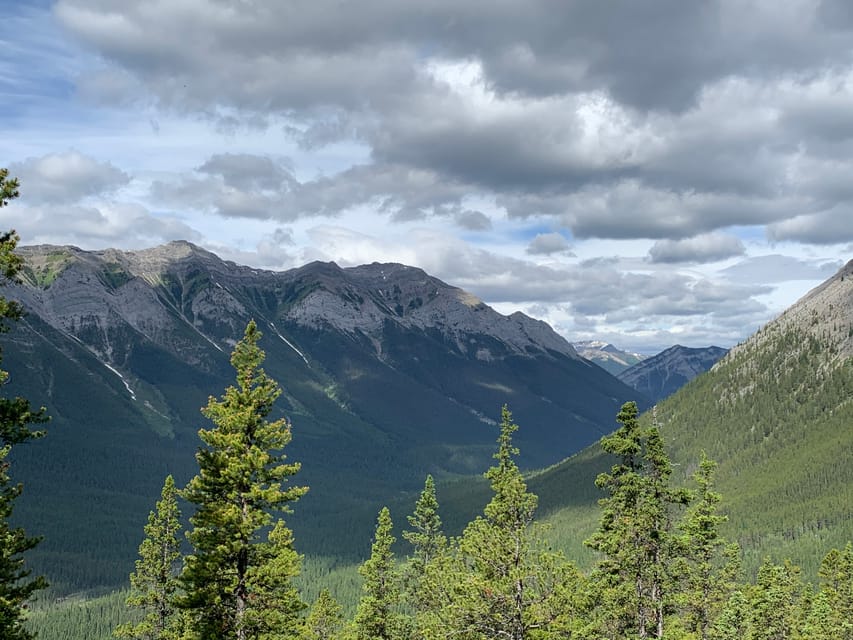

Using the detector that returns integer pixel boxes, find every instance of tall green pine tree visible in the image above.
[402,474,445,612]
[0,170,49,640]
[672,453,740,640]
[421,406,584,640]
[585,401,688,639]
[115,475,183,640]
[353,507,402,640]
[179,321,307,640]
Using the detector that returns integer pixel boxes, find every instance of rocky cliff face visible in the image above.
[16,241,579,367]
[617,345,728,404]
[572,340,645,375]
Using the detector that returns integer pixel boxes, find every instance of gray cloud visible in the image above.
[766,210,853,244]
[649,232,746,264]
[52,1,853,243]
[526,232,572,256]
[721,255,843,284]
[9,151,129,204]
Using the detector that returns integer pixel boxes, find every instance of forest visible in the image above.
[23,324,853,640]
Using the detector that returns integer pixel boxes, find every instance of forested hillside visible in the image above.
[3,242,642,595]
[500,258,853,579]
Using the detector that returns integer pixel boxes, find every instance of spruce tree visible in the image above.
[673,454,740,640]
[748,559,803,640]
[179,321,307,640]
[421,406,584,640]
[585,401,687,639]
[402,474,445,611]
[302,589,344,640]
[353,507,402,640]
[0,170,49,640]
[115,475,183,640]
[817,542,853,639]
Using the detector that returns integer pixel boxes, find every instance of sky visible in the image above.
[2,0,851,354]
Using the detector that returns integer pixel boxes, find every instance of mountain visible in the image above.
[486,259,853,577]
[1,241,642,593]
[572,340,646,375]
[616,344,728,403]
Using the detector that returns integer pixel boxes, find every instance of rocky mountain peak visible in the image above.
[730,258,853,362]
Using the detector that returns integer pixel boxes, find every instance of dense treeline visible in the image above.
[42,322,846,640]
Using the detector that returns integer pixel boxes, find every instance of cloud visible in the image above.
[4,201,200,249]
[720,255,843,284]
[526,232,572,255]
[9,151,129,204]
[50,0,853,245]
[766,209,853,244]
[649,232,746,263]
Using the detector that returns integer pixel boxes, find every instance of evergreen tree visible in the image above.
[711,590,750,640]
[0,170,49,640]
[353,507,403,640]
[179,321,308,640]
[302,589,344,640]
[401,474,445,611]
[421,406,584,640]
[116,475,183,640]
[748,559,803,640]
[585,401,688,639]
[673,454,740,640]
[817,542,853,639]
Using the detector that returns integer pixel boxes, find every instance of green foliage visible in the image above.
[401,475,445,610]
[671,454,741,640]
[179,320,308,639]
[115,475,183,640]
[0,172,49,639]
[302,588,344,640]
[418,406,586,640]
[352,507,404,640]
[585,401,688,638]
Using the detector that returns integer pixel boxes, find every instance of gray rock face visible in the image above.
[572,340,645,375]
[617,345,728,404]
[14,243,579,366]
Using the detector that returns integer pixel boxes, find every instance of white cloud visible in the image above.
[9,151,129,204]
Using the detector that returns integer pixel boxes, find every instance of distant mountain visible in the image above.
[2,241,642,593]
[572,340,646,375]
[617,345,728,403]
[485,258,853,576]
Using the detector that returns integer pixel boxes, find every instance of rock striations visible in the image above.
[3,241,640,593]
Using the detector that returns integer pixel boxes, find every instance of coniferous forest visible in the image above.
[1,170,852,639]
[22,324,853,640]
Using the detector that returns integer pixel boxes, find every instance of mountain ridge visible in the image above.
[4,241,643,594]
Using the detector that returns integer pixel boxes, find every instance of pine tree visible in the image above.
[179,321,308,640]
[302,589,344,640]
[0,170,49,640]
[673,454,740,640]
[115,475,183,640]
[353,507,403,640]
[585,401,688,639]
[402,474,445,611]
[421,406,584,640]
[748,559,803,640]
[711,589,750,640]
[817,542,853,639]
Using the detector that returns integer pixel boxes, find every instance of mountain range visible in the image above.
[616,344,728,403]
[571,340,645,375]
[3,241,643,593]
